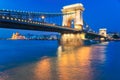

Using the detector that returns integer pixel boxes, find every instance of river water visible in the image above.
[0,40,120,80]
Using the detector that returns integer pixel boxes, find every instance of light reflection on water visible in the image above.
[33,42,108,80]
[0,41,110,80]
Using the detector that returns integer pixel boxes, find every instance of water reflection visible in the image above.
[34,58,52,80]
[0,72,9,80]
[57,46,93,80]
[34,42,108,80]
[0,41,109,80]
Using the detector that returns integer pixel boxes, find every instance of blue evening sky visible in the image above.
[0,0,120,38]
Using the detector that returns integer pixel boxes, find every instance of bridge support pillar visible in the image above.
[60,33,85,47]
[80,33,86,40]
[100,37,107,41]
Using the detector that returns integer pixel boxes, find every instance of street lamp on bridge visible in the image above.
[29,18,32,21]
[41,15,45,23]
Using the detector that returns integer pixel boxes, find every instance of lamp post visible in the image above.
[29,18,32,21]
[41,16,45,23]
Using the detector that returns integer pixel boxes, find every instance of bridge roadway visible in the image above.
[0,15,105,38]
[0,15,80,33]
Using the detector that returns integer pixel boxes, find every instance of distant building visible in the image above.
[11,32,26,40]
[99,28,107,37]
[107,32,120,40]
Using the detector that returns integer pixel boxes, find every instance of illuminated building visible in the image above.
[11,32,26,40]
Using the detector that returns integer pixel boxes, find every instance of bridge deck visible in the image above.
[0,15,80,33]
[0,14,105,38]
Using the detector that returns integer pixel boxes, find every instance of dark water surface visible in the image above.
[0,40,120,80]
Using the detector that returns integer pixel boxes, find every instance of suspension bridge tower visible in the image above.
[62,3,84,31]
[60,3,85,47]
[99,28,107,41]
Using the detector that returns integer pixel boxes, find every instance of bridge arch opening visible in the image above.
[66,16,75,28]
[71,19,74,28]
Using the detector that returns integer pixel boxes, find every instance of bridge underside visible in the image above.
[85,32,106,40]
[0,19,80,33]
[0,20,105,40]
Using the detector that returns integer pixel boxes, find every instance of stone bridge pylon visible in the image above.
[62,3,84,31]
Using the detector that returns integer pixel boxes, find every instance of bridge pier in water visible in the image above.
[60,33,86,47]
[60,32,106,48]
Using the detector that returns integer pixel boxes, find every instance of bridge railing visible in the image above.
[0,14,80,33]
[0,15,58,26]
[0,10,83,32]
[0,10,64,26]
[0,15,75,30]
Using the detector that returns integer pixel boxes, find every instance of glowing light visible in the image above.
[29,18,32,21]
[11,18,13,20]
[7,17,9,19]
[18,19,20,21]
[15,18,17,20]
[2,16,5,19]
[41,16,45,19]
